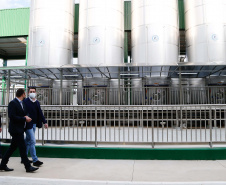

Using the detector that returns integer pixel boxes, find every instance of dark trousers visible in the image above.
[0,133,31,169]
[0,136,2,158]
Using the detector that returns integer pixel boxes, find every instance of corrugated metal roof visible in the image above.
[0,8,30,37]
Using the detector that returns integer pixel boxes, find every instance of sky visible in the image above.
[0,0,131,10]
[0,0,30,10]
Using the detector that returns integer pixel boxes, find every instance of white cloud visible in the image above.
[0,0,30,10]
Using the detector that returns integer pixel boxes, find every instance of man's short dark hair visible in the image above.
[16,88,25,97]
[28,87,36,91]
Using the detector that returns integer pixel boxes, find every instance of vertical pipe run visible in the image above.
[1,59,7,105]
[118,67,121,105]
[60,69,63,105]
[95,106,98,147]
[6,70,11,105]
[25,36,29,89]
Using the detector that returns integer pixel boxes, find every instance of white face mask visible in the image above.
[29,93,36,99]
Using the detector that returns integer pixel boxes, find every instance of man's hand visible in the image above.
[0,128,2,133]
[44,123,48,129]
[25,116,32,123]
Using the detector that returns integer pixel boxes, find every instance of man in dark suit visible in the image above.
[0,88,39,172]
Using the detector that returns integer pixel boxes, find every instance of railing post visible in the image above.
[60,69,63,105]
[151,106,154,148]
[95,106,98,147]
[209,106,213,148]
[42,124,44,146]
[118,67,121,105]
[60,106,62,140]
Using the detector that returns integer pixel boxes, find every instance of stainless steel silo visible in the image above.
[28,0,75,67]
[131,0,179,65]
[78,0,124,66]
[170,78,206,104]
[185,0,226,65]
[131,79,143,105]
[77,78,109,105]
[143,77,169,105]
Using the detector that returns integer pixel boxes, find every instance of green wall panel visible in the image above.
[74,4,79,33]
[124,2,131,31]
[0,8,30,37]
[178,0,185,30]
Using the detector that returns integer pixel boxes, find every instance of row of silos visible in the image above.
[78,0,179,66]
[27,0,226,67]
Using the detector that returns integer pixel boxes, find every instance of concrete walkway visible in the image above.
[0,157,226,184]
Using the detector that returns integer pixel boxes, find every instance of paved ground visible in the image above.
[0,157,226,184]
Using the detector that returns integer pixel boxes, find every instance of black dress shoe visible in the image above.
[21,160,33,164]
[33,160,43,166]
[26,166,39,173]
[0,165,14,171]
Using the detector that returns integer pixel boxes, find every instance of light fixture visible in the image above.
[178,73,197,75]
[11,76,23,78]
[63,75,79,77]
[120,74,139,76]
[17,37,27,44]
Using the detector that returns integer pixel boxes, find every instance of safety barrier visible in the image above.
[1,105,226,148]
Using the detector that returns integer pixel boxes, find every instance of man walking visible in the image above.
[23,87,48,167]
[0,88,39,172]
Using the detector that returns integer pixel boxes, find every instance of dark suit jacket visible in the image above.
[8,98,27,134]
[23,98,47,129]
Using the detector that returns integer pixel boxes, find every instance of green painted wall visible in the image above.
[2,144,226,160]
[178,0,185,30]
[124,1,131,31]
[0,1,185,37]
[74,4,79,33]
[0,8,30,37]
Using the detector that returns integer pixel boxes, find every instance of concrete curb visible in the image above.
[0,177,226,185]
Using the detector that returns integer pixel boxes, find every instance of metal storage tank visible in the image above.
[185,0,226,65]
[131,79,143,105]
[143,77,170,105]
[170,78,206,104]
[131,0,179,65]
[109,79,125,105]
[78,0,124,66]
[77,78,109,105]
[28,0,75,67]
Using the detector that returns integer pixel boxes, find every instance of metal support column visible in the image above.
[6,70,11,105]
[59,69,63,132]
[179,66,183,130]
[179,66,183,104]
[60,69,63,105]
[25,36,29,89]
[1,59,7,105]
[124,32,128,64]
[118,67,121,105]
